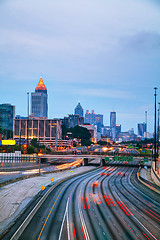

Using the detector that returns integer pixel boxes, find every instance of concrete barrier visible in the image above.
[137,167,160,194]
[151,161,160,187]
[100,158,105,166]
[83,158,88,166]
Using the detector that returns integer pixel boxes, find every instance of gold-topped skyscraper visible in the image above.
[31,74,48,118]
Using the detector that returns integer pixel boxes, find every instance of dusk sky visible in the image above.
[0,0,160,134]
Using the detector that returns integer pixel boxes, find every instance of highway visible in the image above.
[5,166,160,240]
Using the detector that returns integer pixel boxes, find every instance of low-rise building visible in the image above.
[80,124,97,143]
[13,118,62,146]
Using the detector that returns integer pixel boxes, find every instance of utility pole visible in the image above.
[154,87,157,170]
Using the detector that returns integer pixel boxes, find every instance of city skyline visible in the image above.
[0,0,160,133]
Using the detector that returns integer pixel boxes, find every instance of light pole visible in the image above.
[157,102,160,159]
[27,92,29,154]
[145,111,147,140]
[154,87,157,170]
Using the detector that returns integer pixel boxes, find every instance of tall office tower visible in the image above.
[74,101,83,117]
[138,123,146,137]
[0,103,15,131]
[85,110,90,123]
[116,124,121,136]
[95,114,103,133]
[31,74,48,118]
[85,110,95,124]
[110,111,116,140]
[90,110,95,124]
[95,114,103,125]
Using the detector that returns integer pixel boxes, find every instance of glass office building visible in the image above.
[31,74,48,118]
[0,103,15,131]
[74,102,83,117]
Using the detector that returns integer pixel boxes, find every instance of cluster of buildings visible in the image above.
[0,74,151,147]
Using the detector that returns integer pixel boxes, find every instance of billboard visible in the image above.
[1,140,16,145]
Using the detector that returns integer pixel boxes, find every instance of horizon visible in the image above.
[0,0,160,134]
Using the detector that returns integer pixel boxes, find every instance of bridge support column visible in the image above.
[101,158,105,166]
[83,158,88,166]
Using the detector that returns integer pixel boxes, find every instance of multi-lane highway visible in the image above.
[5,166,160,240]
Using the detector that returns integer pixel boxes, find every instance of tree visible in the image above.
[62,125,91,144]
[31,138,39,148]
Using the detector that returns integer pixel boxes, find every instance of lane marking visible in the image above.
[81,223,86,240]
[78,188,90,240]
[37,183,68,240]
[58,197,69,240]
[66,198,70,240]
[133,215,157,240]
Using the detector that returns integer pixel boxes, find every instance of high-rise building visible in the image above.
[85,111,103,133]
[85,110,95,124]
[138,123,146,137]
[110,111,116,128]
[110,111,116,140]
[62,114,84,128]
[95,114,103,125]
[116,124,121,136]
[31,74,48,118]
[74,101,83,117]
[0,103,15,131]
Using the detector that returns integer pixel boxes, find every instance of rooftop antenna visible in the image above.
[145,110,147,137]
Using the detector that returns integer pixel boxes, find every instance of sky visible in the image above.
[0,0,160,134]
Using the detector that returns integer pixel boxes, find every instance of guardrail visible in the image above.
[151,163,160,187]
[0,155,37,162]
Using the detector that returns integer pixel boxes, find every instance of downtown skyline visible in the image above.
[0,0,160,133]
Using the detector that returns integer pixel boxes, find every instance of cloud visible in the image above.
[76,88,134,100]
[121,31,160,54]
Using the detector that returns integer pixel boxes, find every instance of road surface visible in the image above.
[5,166,160,240]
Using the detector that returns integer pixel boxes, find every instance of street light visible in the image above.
[154,87,157,170]
[27,92,29,154]
[157,102,160,159]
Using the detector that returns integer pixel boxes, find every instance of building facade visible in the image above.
[31,74,48,118]
[13,118,61,145]
[74,102,83,117]
[0,103,15,131]
[80,124,97,143]
[138,123,146,137]
[110,111,116,140]
[85,110,95,124]
[62,114,84,128]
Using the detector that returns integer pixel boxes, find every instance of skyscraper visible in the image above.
[0,103,15,131]
[74,101,83,117]
[31,74,48,118]
[85,110,95,124]
[138,123,146,137]
[110,111,116,140]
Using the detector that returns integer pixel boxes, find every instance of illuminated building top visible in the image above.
[35,73,47,93]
